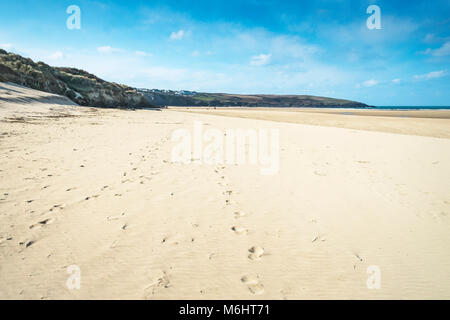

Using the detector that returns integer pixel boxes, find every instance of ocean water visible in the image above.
[375,106,450,110]
[255,106,450,110]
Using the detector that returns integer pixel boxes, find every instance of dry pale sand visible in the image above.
[1,83,449,299]
[174,107,450,139]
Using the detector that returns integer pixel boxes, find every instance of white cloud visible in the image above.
[49,51,63,59]
[191,50,200,57]
[135,51,151,57]
[413,70,447,80]
[97,46,121,54]
[392,78,401,84]
[431,42,450,57]
[419,48,432,55]
[363,79,378,87]
[250,53,272,66]
[0,43,12,50]
[424,34,450,44]
[170,30,185,40]
[421,42,450,57]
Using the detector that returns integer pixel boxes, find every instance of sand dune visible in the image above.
[0,84,449,299]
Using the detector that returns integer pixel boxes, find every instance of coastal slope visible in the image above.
[0,49,155,109]
[139,88,371,108]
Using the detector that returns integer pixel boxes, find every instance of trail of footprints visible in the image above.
[6,135,178,297]
[214,165,265,295]
[18,137,170,252]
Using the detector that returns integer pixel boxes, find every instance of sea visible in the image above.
[374,106,450,110]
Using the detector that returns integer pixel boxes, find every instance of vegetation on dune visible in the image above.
[0,49,156,109]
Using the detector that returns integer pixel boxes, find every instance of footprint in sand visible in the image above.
[234,211,247,219]
[311,234,326,243]
[161,236,167,243]
[225,199,236,206]
[248,246,265,260]
[19,239,36,248]
[29,218,53,229]
[241,275,265,295]
[231,226,248,235]
[85,195,100,201]
[106,212,125,221]
[144,271,170,297]
[49,204,64,212]
[110,240,119,248]
[352,251,363,262]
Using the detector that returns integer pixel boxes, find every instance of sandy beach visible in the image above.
[174,107,450,139]
[1,83,449,299]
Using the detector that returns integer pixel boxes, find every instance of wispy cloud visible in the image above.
[363,79,378,87]
[250,53,271,66]
[170,30,185,40]
[413,70,447,80]
[423,33,450,44]
[135,50,151,57]
[0,43,12,50]
[48,51,63,59]
[97,46,121,54]
[427,42,450,57]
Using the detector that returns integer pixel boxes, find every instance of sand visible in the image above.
[0,82,449,299]
[174,107,450,139]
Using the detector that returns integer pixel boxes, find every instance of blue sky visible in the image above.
[0,0,449,106]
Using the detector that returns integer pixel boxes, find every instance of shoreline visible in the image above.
[168,105,450,110]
